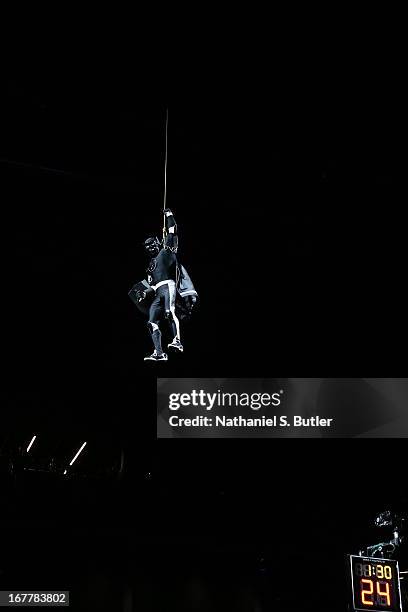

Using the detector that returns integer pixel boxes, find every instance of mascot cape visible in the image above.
[128,264,198,320]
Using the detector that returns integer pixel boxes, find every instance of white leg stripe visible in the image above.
[168,282,181,340]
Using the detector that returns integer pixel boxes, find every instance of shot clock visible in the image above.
[349,555,402,611]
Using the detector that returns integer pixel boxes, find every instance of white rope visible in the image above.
[163,108,169,243]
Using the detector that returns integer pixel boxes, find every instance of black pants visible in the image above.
[148,282,180,353]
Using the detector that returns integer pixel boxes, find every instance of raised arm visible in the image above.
[163,208,178,252]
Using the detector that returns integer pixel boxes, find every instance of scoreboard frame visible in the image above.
[349,555,403,612]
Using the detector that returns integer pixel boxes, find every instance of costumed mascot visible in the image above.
[128,208,198,361]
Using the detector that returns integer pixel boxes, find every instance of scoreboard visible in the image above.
[350,555,402,611]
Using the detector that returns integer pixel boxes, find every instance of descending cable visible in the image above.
[162,108,169,244]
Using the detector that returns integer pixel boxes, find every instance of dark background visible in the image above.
[0,72,407,610]
[2,79,406,378]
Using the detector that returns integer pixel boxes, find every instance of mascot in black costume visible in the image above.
[128,209,198,361]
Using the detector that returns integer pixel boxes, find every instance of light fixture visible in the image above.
[26,435,37,453]
[69,441,87,466]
